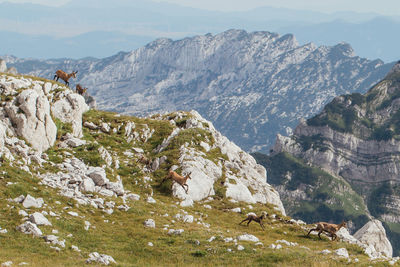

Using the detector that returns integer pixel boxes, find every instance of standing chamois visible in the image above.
[54,70,77,87]
[307,221,347,241]
[239,212,268,230]
[161,170,192,194]
[76,84,87,95]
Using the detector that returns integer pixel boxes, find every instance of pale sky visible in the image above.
[1,0,400,15]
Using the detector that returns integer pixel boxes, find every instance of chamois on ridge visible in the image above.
[54,70,77,87]
[76,84,87,95]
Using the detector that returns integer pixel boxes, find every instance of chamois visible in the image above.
[307,221,347,241]
[161,170,191,194]
[76,84,87,95]
[239,212,268,230]
[54,70,77,87]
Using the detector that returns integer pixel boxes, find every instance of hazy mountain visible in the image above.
[281,17,400,61]
[1,1,400,60]
[6,30,394,152]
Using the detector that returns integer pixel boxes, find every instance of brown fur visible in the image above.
[307,221,347,241]
[239,212,268,230]
[54,70,77,87]
[75,84,87,95]
[161,170,191,194]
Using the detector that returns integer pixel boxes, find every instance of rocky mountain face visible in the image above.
[4,30,394,152]
[0,73,396,265]
[256,62,400,256]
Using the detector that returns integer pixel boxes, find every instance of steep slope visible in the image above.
[5,30,394,152]
[256,62,400,256]
[0,73,395,265]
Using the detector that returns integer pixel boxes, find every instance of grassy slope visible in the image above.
[0,74,391,266]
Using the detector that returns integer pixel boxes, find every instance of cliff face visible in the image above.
[5,30,394,152]
[262,62,400,255]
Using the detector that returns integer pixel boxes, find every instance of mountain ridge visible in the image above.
[5,29,394,152]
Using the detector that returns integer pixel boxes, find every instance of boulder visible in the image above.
[87,168,109,186]
[237,234,259,242]
[52,93,89,138]
[5,89,57,152]
[16,221,43,237]
[66,138,86,148]
[86,252,116,265]
[334,248,349,258]
[354,219,393,258]
[80,178,96,192]
[22,194,44,209]
[144,219,155,228]
[29,212,52,226]
[0,59,6,72]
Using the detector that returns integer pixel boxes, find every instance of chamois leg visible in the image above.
[259,221,265,230]
[247,218,253,226]
[179,184,188,194]
[331,233,337,241]
[318,230,323,239]
[239,218,249,225]
[307,228,317,236]
[54,75,59,81]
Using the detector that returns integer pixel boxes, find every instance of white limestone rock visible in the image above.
[334,248,349,258]
[100,123,111,133]
[237,245,245,251]
[182,215,194,223]
[144,219,156,228]
[80,178,96,193]
[83,121,98,130]
[66,138,86,148]
[0,59,7,72]
[16,221,43,237]
[52,93,89,138]
[336,228,359,244]
[1,261,12,267]
[169,111,285,215]
[22,194,44,209]
[86,252,116,265]
[168,229,184,235]
[354,219,393,258]
[237,234,259,242]
[29,212,52,226]
[5,89,57,152]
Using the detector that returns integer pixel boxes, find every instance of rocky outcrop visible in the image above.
[164,111,285,214]
[0,74,89,152]
[0,59,17,74]
[354,220,393,258]
[5,89,56,152]
[52,92,89,138]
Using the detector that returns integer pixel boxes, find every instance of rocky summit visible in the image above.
[5,29,394,152]
[0,73,397,265]
[256,62,400,257]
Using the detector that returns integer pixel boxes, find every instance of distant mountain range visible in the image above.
[6,30,394,152]
[1,0,400,61]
